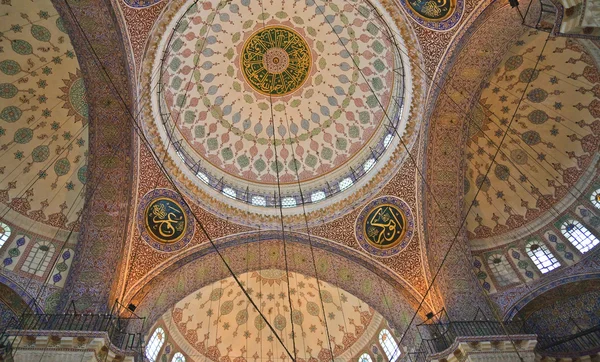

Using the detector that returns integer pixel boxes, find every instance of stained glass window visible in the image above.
[364,158,376,173]
[383,134,393,148]
[281,197,296,208]
[196,171,209,184]
[222,187,236,199]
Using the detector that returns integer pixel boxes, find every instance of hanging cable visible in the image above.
[61,1,295,359]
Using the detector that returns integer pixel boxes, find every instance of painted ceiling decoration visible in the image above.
[399,0,463,30]
[240,26,312,97]
[158,269,388,361]
[142,0,417,224]
[122,0,166,8]
[355,196,414,257]
[465,32,600,242]
[0,0,89,234]
[137,188,195,252]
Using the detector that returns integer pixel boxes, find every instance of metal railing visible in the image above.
[537,324,600,357]
[407,320,526,362]
[0,302,145,360]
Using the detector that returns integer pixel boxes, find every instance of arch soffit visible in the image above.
[0,274,43,315]
[504,272,600,320]
[51,0,137,311]
[127,231,432,331]
[422,3,528,253]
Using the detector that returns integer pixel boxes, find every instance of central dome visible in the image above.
[149,0,413,214]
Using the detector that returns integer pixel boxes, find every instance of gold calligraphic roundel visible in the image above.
[145,197,187,243]
[363,204,407,249]
[355,196,414,256]
[241,26,311,96]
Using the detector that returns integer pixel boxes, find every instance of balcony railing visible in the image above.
[407,320,527,361]
[537,324,600,357]
[0,310,144,360]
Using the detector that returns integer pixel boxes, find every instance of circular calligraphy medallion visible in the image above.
[355,196,414,257]
[241,26,311,96]
[145,198,187,243]
[137,189,195,252]
[406,0,456,21]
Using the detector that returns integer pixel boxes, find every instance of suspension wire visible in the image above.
[8,84,141,360]
[255,0,298,358]
[314,2,552,359]
[394,30,552,362]
[9,62,161,357]
[61,1,295,359]
[336,0,590,283]
[120,0,207,296]
[5,84,144,358]
[4,0,189,329]
[338,1,593,206]
[280,104,335,361]
[37,1,581,361]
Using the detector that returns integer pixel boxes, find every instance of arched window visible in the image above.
[561,219,600,253]
[590,189,600,209]
[172,352,185,362]
[363,158,375,173]
[222,187,236,199]
[281,197,296,208]
[311,191,325,203]
[196,171,209,184]
[145,327,166,362]
[525,241,560,273]
[358,353,373,362]
[383,134,393,148]
[378,329,401,362]
[486,253,519,286]
[21,241,55,276]
[339,177,353,191]
[0,222,11,248]
[251,195,266,206]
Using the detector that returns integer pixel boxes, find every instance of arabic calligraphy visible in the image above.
[407,0,455,20]
[363,204,406,249]
[145,197,187,243]
[241,26,311,96]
